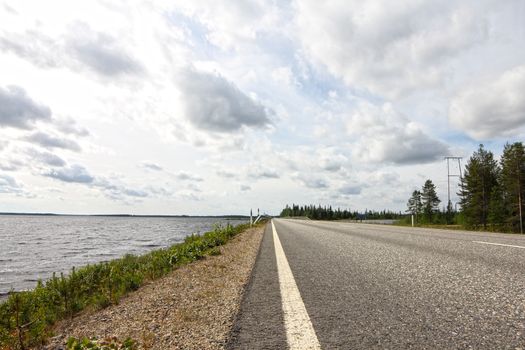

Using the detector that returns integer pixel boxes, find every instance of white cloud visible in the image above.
[94,178,149,199]
[295,0,491,97]
[294,174,329,189]
[174,0,281,50]
[140,162,163,171]
[0,86,51,129]
[216,169,237,179]
[449,64,525,139]
[177,189,203,201]
[0,158,24,172]
[43,164,156,201]
[0,0,523,214]
[248,166,280,180]
[66,22,143,77]
[173,171,203,182]
[44,164,94,183]
[339,183,363,196]
[347,102,450,164]
[25,131,82,152]
[27,149,66,167]
[318,148,348,172]
[0,174,24,194]
[54,117,90,137]
[177,68,272,133]
[0,30,62,68]
[271,66,296,87]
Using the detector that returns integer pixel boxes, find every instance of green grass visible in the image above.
[66,336,136,350]
[393,220,514,234]
[0,222,258,349]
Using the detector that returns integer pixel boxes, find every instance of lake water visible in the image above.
[0,215,247,297]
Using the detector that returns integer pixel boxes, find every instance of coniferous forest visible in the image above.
[408,142,524,233]
[279,204,403,221]
[281,142,525,234]
[457,142,524,233]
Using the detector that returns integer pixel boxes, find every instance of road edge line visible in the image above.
[472,240,525,249]
[272,220,321,350]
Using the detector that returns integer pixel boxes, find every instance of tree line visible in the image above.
[279,204,403,220]
[406,142,524,233]
[459,143,524,233]
[406,179,441,224]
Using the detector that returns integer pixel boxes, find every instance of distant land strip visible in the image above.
[0,212,251,218]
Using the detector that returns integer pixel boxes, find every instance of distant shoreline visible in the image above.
[0,212,251,219]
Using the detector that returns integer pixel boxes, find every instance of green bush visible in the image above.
[66,336,136,350]
[0,222,254,349]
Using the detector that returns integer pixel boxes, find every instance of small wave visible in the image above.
[62,251,82,257]
[141,244,161,248]
[95,253,114,257]
[0,289,31,299]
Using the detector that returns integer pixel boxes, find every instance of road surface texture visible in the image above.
[228,219,525,349]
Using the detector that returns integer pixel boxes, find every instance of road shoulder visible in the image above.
[44,225,265,350]
[227,223,288,350]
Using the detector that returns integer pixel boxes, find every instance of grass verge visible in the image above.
[393,221,514,234]
[0,222,256,349]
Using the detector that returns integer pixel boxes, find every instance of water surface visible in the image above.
[0,215,246,296]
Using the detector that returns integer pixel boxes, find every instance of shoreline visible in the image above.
[0,212,252,218]
[0,222,262,349]
[0,216,249,297]
[43,224,265,349]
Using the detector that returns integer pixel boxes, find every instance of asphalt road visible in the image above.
[228,219,525,349]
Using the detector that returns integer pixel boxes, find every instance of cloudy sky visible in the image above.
[1,1,524,215]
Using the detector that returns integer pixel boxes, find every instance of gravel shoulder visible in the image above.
[43,225,265,350]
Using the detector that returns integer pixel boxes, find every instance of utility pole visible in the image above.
[445,157,463,219]
[518,161,523,234]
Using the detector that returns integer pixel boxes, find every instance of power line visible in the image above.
[445,157,462,208]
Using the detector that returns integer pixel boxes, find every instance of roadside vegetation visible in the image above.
[281,142,524,235]
[404,179,447,226]
[279,204,403,221]
[404,142,525,233]
[66,336,136,350]
[0,222,255,350]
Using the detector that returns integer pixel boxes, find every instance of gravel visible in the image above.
[42,225,265,350]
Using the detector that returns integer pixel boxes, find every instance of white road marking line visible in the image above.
[272,220,321,350]
[473,241,525,249]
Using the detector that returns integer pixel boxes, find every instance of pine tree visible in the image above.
[488,182,506,229]
[446,200,454,225]
[458,144,499,229]
[500,142,525,233]
[421,180,440,223]
[406,190,423,224]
